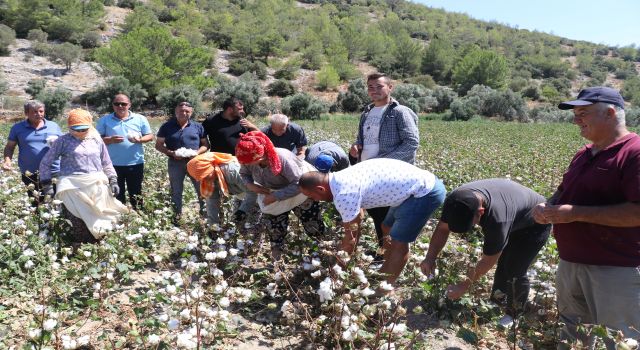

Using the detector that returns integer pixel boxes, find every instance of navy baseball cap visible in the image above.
[314,154,334,173]
[441,189,480,233]
[558,87,625,110]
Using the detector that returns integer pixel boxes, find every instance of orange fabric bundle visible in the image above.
[187,152,235,198]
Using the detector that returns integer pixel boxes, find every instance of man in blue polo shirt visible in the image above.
[96,94,153,209]
[155,101,209,225]
[2,100,62,204]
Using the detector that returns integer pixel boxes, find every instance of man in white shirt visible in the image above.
[299,158,445,284]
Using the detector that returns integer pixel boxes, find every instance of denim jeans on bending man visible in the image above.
[167,158,204,219]
[205,161,257,225]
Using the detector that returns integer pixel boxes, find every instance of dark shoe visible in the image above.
[233,210,247,222]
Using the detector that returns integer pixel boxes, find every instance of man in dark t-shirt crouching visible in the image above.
[420,178,551,327]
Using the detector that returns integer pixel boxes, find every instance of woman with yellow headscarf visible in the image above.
[39,109,128,242]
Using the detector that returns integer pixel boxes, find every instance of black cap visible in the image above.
[558,87,625,110]
[441,189,480,233]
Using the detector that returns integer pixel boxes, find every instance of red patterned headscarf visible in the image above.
[235,131,282,175]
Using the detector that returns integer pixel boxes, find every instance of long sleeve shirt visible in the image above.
[239,148,305,200]
[39,133,116,182]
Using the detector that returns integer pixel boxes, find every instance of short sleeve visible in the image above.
[156,123,167,138]
[140,116,152,135]
[334,191,363,222]
[7,124,18,141]
[95,116,107,136]
[481,221,511,255]
[621,148,640,202]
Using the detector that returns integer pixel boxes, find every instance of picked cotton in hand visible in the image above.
[127,130,141,142]
[174,147,198,158]
[46,135,58,147]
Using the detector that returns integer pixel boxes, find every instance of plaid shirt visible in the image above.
[355,99,419,164]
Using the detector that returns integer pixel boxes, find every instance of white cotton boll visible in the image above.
[622,338,639,349]
[205,252,216,261]
[61,336,77,350]
[360,288,375,297]
[317,277,335,302]
[33,304,45,314]
[342,329,355,341]
[167,319,180,330]
[46,135,58,147]
[93,282,101,291]
[534,261,543,269]
[28,328,42,339]
[83,251,92,257]
[219,297,231,308]
[303,263,314,271]
[216,251,228,259]
[166,285,177,294]
[174,148,198,158]
[158,314,169,322]
[176,332,197,349]
[153,255,163,263]
[229,248,239,256]
[332,265,343,275]
[216,237,226,245]
[77,335,90,346]
[22,248,36,257]
[148,334,161,345]
[311,258,321,267]
[385,323,407,334]
[190,288,204,299]
[43,319,57,331]
[378,343,396,350]
[127,131,141,142]
[266,283,277,297]
[24,260,34,269]
[379,281,394,291]
[213,284,224,294]
[310,270,322,278]
[380,300,392,310]
[179,308,191,320]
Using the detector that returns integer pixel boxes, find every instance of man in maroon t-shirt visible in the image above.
[533,87,640,348]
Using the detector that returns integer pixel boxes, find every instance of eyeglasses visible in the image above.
[112,102,129,107]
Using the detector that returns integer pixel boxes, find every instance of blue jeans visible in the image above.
[167,158,204,216]
[205,161,257,224]
[383,178,446,243]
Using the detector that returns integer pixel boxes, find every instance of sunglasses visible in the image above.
[177,102,192,107]
[112,102,129,107]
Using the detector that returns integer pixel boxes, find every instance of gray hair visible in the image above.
[597,102,626,126]
[269,113,289,125]
[24,100,45,114]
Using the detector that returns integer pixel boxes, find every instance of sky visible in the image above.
[414,0,640,47]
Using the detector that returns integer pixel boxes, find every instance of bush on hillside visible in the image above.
[36,87,72,119]
[267,80,296,97]
[281,93,327,120]
[0,24,16,56]
[392,84,437,113]
[529,105,573,123]
[431,86,457,113]
[80,31,102,49]
[448,98,477,121]
[316,65,340,91]
[27,29,48,43]
[483,89,528,121]
[26,79,47,99]
[228,58,267,80]
[334,78,368,113]
[254,98,280,118]
[84,76,148,113]
[211,73,263,115]
[156,85,202,116]
[48,42,82,71]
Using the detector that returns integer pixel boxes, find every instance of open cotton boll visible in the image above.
[127,130,142,142]
[174,147,198,158]
[46,135,58,147]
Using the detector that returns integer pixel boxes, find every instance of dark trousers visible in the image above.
[492,223,551,316]
[114,163,144,209]
[366,206,390,248]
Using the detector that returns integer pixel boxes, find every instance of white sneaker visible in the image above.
[497,314,514,328]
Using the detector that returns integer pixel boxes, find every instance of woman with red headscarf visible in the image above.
[236,131,324,258]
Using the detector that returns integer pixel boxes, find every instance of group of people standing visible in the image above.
[2,72,638,347]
